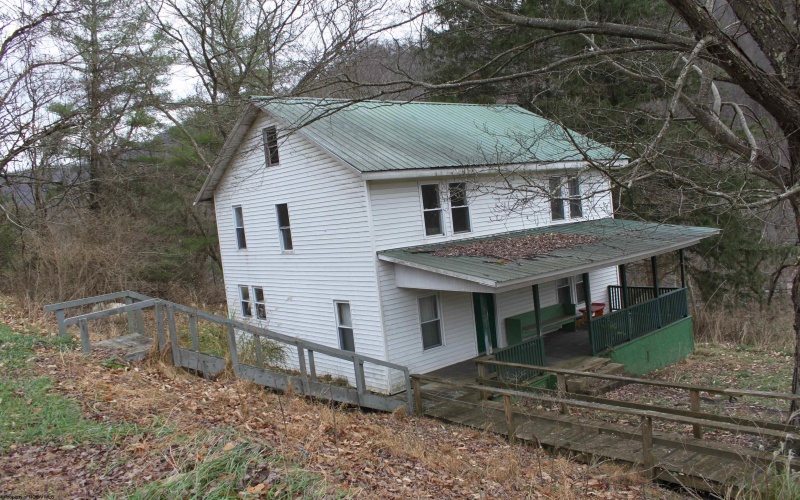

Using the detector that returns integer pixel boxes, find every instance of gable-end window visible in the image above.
[568,177,583,218]
[449,182,471,233]
[263,126,279,166]
[421,184,443,236]
[275,203,293,251]
[334,301,355,352]
[556,278,572,305]
[549,177,565,221]
[418,294,442,349]
[233,206,247,249]
[239,285,252,317]
[254,287,267,319]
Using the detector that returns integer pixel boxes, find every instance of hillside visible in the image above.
[0,296,674,498]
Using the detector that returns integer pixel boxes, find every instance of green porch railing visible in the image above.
[490,335,545,384]
[591,288,689,354]
[607,285,679,311]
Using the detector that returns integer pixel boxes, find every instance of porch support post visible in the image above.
[619,264,629,309]
[679,249,687,288]
[582,273,593,354]
[532,285,543,337]
[480,295,493,353]
[652,256,662,327]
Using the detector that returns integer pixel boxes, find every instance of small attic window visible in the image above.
[263,126,279,166]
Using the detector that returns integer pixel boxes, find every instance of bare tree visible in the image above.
[333,0,800,414]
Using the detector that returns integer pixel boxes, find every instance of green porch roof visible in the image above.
[378,218,719,288]
[252,97,621,172]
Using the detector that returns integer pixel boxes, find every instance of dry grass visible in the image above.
[692,299,794,352]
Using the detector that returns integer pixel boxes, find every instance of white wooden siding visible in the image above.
[372,172,616,377]
[213,113,390,392]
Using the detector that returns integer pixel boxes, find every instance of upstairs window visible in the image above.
[233,206,247,249]
[568,177,583,218]
[418,294,443,349]
[239,285,252,317]
[549,177,565,221]
[421,184,443,236]
[449,182,471,233]
[254,287,267,319]
[335,301,355,352]
[275,203,293,251]
[263,126,279,166]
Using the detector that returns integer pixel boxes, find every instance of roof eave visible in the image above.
[360,159,627,181]
[194,103,261,205]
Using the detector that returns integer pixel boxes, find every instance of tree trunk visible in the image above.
[790,199,800,422]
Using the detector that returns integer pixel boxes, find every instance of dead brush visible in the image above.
[692,302,793,352]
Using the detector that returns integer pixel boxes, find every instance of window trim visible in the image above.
[275,203,293,252]
[448,182,472,234]
[568,176,583,219]
[233,205,247,250]
[239,285,252,318]
[253,286,267,320]
[333,300,355,352]
[418,293,444,350]
[419,183,445,237]
[263,126,280,166]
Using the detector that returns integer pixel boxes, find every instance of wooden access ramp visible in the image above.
[412,374,800,496]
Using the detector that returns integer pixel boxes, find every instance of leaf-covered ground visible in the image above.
[0,297,674,499]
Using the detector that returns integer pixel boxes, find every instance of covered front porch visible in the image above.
[379,218,719,381]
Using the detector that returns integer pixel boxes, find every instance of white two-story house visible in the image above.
[196,97,718,393]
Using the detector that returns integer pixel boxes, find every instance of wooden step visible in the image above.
[564,361,631,396]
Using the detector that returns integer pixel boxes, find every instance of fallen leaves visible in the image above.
[427,233,603,261]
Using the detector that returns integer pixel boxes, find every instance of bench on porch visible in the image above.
[505,303,579,346]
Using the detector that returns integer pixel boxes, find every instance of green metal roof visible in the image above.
[378,219,719,288]
[252,97,622,172]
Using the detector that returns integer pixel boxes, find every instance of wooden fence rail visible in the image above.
[46,291,413,414]
[475,358,800,434]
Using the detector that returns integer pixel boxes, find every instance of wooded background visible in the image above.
[1,0,795,320]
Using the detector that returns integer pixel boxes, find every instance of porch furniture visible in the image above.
[505,303,578,346]
[577,302,606,326]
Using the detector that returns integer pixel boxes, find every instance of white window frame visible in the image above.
[333,300,355,352]
[253,286,267,320]
[418,293,444,350]
[233,205,247,249]
[555,278,572,304]
[239,285,252,318]
[568,176,583,219]
[275,203,293,252]
[448,182,472,234]
[263,126,280,166]
[419,183,444,237]
[549,177,565,221]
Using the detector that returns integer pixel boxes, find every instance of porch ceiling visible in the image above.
[378,218,719,291]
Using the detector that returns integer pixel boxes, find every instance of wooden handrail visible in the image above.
[411,374,800,442]
[475,358,800,401]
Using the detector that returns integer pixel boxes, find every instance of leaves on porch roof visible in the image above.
[427,233,603,261]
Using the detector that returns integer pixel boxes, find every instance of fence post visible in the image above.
[307,350,316,381]
[154,303,166,352]
[56,309,67,337]
[556,373,568,414]
[124,296,135,336]
[404,370,414,414]
[226,324,240,375]
[189,315,199,352]
[412,377,423,416]
[78,319,91,355]
[476,361,489,400]
[297,343,309,395]
[689,389,703,438]
[353,354,366,405]
[504,394,516,443]
[641,416,654,478]
[166,305,181,366]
